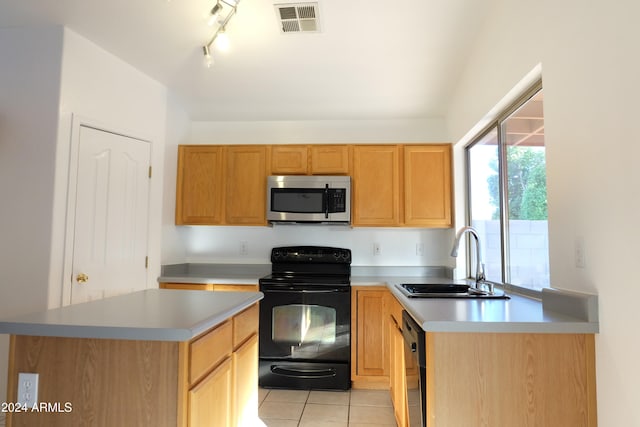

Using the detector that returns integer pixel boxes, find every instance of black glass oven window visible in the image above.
[272,304,336,344]
[271,189,324,213]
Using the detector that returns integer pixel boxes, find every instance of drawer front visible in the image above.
[190,320,232,385]
[160,282,214,291]
[389,292,403,325]
[233,304,259,348]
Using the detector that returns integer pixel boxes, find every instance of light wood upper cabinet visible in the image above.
[225,145,268,225]
[310,145,350,174]
[351,145,401,226]
[175,145,224,225]
[175,145,267,226]
[403,144,452,227]
[270,144,350,175]
[175,143,451,227]
[270,145,309,175]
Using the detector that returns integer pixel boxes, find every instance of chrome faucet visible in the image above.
[450,226,491,293]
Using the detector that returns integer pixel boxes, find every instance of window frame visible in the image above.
[463,81,546,297]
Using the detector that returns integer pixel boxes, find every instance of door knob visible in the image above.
[76,273,89,283]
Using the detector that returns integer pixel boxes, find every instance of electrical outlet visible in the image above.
[373,243,381,256]
[17,372,38,407]
[575,237,586,268]
[416,243,424,256]
[240,241,249,256]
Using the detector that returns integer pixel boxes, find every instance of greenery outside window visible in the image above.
[466,84,549,290]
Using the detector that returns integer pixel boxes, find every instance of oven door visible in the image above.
[259,284,351,362]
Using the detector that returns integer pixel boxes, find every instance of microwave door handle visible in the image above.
[324,184,329,219]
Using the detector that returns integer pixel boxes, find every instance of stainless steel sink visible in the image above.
[397,283,510,299]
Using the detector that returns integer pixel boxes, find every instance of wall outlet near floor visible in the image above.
[240,241,249,256]
[373,243,381,256]
[416,243,424,256]
[17,372,38,407]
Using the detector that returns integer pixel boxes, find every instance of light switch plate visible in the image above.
[17,372,38,407]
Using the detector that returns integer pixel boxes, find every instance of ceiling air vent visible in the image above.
[274,2,321,33]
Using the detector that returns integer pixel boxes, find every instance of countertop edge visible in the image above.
[0,291,264,342]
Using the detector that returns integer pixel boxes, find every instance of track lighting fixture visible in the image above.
[207,3,223,26]
[201,0,241,68]
[203,45,213,68]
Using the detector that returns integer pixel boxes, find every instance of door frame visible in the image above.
[60,114,154,306]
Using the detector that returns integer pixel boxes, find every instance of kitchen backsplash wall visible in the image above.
[171,225,454,266]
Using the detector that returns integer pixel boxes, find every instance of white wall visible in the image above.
[0,25,64,407]
[446,0,640,424]
[162,92,191,262]
[47,28,169,307]
[162,118,456,267]
[174,225,453,267]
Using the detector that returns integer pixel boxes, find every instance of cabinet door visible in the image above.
[176,145,224,225]
[189,357,232,427]
[389,315,407,427]
[233,334,259,427]
[351,287,389,387]
[271,145,309,174]
[310,145,350,174]
[351,145,401,226]
[225,146,268,225]
[403,145,452,227]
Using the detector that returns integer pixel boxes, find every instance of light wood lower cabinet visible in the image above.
[189,357,233,427]
[384,292,597,427]
[351,286,389,388]
[6,304,259,427]
[388,311,407,427]
[233,334,259,427]
[425,332,597,427]
[160,282,259,292]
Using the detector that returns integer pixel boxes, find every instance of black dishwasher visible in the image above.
[402,310,427,427]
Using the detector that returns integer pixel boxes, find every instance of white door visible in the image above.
[70,125,151,304]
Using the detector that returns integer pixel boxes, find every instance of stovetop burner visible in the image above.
[260,246,352,287]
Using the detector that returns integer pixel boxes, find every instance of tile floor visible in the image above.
[258,388,398,427]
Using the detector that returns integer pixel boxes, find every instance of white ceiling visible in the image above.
[0,0,492,121]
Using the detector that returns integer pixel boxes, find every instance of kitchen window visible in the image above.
[466,84,549,290]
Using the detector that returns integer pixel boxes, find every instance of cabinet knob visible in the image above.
[76,273,89,284]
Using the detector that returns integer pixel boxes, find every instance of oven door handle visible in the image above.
[271,365,337,379]
[261,287,347,294]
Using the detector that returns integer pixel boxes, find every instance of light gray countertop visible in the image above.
[158,263,599,334]
[158,263,269,285]
[383,278,598,333]
[0,289,263,341]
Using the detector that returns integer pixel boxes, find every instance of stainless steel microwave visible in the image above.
[267,175,351,224]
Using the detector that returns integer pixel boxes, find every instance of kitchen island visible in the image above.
[0,289,262,427]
